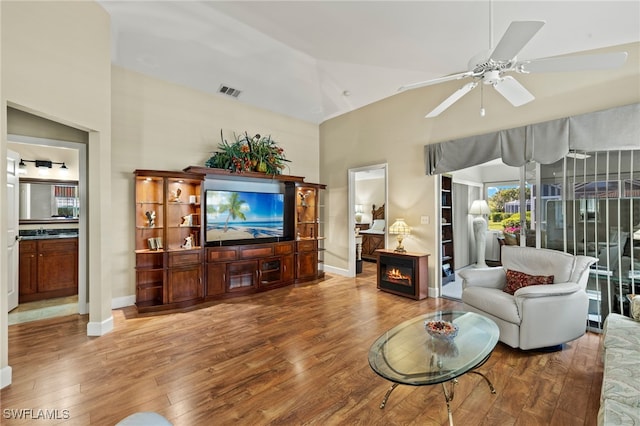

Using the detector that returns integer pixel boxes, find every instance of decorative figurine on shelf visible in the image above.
[182,234,193,249]
[181,214,192,227]
[169,187,182,202]
[299,191,310,207]
[145,210,156,227]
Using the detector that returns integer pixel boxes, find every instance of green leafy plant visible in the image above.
[501,212,531,234]
[205,130,290,175]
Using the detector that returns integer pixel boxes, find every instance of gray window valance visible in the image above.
[425,103,640,175]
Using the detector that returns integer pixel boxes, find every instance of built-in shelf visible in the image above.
[441,174,455,285]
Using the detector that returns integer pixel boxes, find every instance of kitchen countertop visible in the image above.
[20,233,78,240]
[19,228,79,240]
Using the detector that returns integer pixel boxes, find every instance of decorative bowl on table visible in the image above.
[424,320,459,340]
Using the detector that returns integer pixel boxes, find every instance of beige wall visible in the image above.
[110,66,319,301]
[1,0,112,386]
[8,107,89,144]
[320,42,640,289]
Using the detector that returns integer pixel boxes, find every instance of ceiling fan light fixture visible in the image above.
[402,20,627,119]
[483,70,502,85]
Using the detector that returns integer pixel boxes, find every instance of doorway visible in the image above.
[7,135,87,324]
[348,164,388,277]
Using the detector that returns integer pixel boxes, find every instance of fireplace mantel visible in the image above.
[376,249,429,300]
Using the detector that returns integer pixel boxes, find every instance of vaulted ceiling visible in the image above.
[99,1,640,124]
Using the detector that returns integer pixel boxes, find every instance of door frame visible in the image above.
[347,163,388,277]
[8,135,87,314]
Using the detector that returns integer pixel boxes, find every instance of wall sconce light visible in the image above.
[389,218,411,253]
[19,159,69,176]
[18,159,27,174]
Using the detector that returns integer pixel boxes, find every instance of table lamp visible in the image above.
[355,204,364,223]
[469,200,491,268]
[389,218,411,253]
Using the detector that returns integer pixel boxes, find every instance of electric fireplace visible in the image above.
[376,249,429,300]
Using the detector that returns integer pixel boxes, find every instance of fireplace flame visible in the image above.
[386,268,411,284]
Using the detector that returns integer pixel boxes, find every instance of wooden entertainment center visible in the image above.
[134,167,325,313]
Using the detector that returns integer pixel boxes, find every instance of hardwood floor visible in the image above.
[2,263,603,425]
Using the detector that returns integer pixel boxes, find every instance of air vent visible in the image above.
[218,85,241,98]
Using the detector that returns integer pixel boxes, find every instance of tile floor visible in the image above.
[8,295,78,325]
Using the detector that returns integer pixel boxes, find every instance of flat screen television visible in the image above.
[205,190,285,245]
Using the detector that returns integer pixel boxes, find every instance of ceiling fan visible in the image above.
[399,21,628,118]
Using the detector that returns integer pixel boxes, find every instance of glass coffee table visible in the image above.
[368,311,499,425]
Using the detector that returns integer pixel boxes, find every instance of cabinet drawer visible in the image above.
[19,241,37,253]
[274,242,294,255]
[296,240,317,252]
[168,250,202,267]
[239,246,274,259]
[38,238,77,253]
[207,248,237,262]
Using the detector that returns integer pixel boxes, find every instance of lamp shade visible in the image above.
[469,200,490,215]
[389,218,411,235]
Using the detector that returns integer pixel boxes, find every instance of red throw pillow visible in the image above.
[503,269,554,295]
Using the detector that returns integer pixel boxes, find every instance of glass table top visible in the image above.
[368,311,499,386]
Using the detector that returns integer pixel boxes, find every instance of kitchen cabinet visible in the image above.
[19,237,78,302]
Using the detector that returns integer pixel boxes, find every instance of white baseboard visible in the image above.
[112,295,135,310]
[324,265,349,277]
[0,365,12,389]
[429,286,441,298]
[87,315,113,336]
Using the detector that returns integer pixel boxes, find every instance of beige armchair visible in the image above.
[459,246,597,350]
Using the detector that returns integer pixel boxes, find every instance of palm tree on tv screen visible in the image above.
[219,192,247,232]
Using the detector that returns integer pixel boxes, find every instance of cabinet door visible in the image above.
[259,257,282,288]
[296,251,318,280]
[228,260,258,291]
[295,186,318,239]
[207,263,227,296]
[281,254,294,282]
[37,239,78,293]
[19,243,37,297]
[168,264,203,303]
[166,177,202,250]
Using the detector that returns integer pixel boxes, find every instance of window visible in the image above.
[540,150,640,330]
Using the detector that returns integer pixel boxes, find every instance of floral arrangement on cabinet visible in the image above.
[206,130,290,175]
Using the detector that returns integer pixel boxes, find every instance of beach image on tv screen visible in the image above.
[206,190,284,242]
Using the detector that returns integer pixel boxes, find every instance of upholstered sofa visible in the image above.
[459,246,597,350]
[598,310,640,425]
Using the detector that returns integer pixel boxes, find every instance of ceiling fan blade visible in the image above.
[490,21,545,62]
[425,82,478,118]
[399,71,473,92]
[493,76,534,107]
[519,51,628,73]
